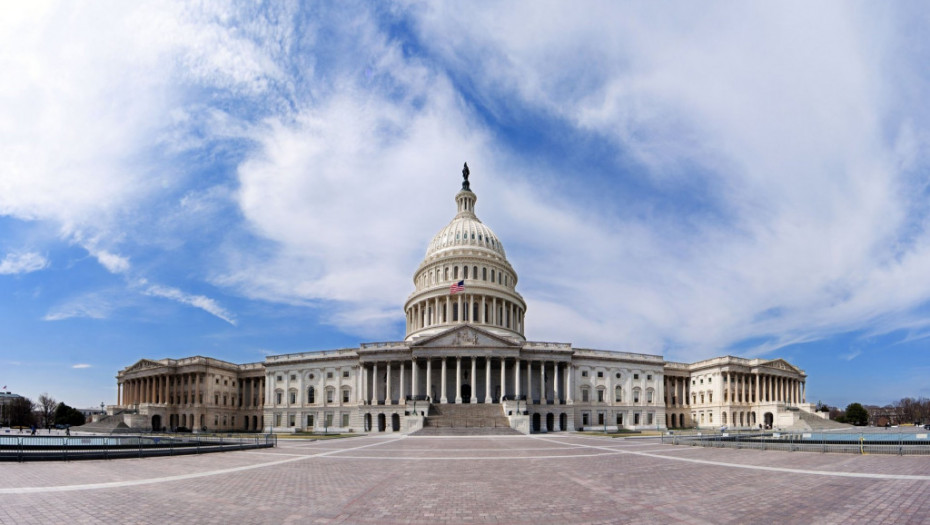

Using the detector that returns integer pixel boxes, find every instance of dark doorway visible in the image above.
[461,384,471,402]
[151,415,161,431]
[559,412,567,431]
[546,413,554,432]
[764,412,774,429]
[391,413,400,431]
[378,413,386,432]
[532,413,541,432]
[364,413,372,432]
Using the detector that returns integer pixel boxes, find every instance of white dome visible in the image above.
[425,211,506,260]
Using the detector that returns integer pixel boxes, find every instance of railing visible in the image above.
[0,433,276,462]
[661,429,930,456]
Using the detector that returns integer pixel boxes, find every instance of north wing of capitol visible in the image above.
[114,166,818,434]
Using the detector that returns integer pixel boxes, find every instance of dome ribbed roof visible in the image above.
[424,189,506,259]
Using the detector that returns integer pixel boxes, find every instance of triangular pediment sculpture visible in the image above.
[411,324,519,349]
[761,358,800,374]
[124,359,165,373]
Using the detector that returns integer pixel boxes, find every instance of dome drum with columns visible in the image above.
[112,163,818,435]
[405,174,526,342]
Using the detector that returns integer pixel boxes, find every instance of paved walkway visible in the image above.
[1,433,928,524]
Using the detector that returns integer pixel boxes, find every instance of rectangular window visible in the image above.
[325,413,333,426]
[597,412,605,425]
[647,374,652,381]
[647,391,653,404]
[582,389,589,402]
[307,414,314,427]
[634,413,640,425]
[616,413,623,425]
[289,392,296,404]
[597,390,604,402]
[342,390,350,403]
[274,413,281,426]
[326,390,334,403]
[327,372,333,379]
[275,393,282,404]
[633,373,639,380]
[288,414,295,427]
[581,370,588,377]
[582,412,590,425]
[597,371,603,378]
[276,375,282,382]
[290,374,296,381]
[343,370,350,378]
[341,413,349,427]
[647,413,654,425]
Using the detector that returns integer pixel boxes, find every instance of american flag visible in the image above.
[450,280,465,294]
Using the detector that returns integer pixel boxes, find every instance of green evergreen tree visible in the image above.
[844,402,869,426]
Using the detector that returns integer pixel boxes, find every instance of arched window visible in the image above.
[453,303,459,322]
[444,267,449,280]
[473,302,479,321]
[482,267,487,281]
[581,387,590,402]
[308,387,315,404]
[454,267,458,279]
[491,269,495,282]
[646,388,655,404]
[464,266,469,279]
[633,388,641,404]
[473,266,477,279]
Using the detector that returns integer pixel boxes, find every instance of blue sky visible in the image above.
[3,2,930,409]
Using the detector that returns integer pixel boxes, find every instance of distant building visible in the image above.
[114,168,815,433]
[0,391,25,426]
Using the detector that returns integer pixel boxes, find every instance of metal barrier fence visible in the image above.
[0,433,277,462]
[661,429,930,455]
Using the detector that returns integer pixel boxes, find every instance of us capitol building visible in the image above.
[113,166,819,434]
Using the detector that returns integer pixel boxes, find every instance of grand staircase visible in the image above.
[413,403,520,436]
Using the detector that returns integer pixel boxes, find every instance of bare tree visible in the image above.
[37,393,57,429]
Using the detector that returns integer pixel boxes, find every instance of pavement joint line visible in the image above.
[532,435,930,481]
[317,451,623,461]
[0,436,397,495]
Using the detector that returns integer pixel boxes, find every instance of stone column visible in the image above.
[484,357,492,403]
[386,362,392,405]
[540,361,547,405]
[554,362,560,404]
[500,358,507,402]
[566,363,573,404]
[372,363,379,405]
[455,357,462,404]
[412,358,419,399]
[440,357,448,403]
[399,361,405,404]
[515,358,521,397]
[426,358,433,402]
[470,357,478,403]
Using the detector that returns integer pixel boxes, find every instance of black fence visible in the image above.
[662,429,930,456]
[0,434,277,462]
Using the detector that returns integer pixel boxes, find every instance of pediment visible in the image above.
[411,324,519,349]
[761,358,800,374]
[124,359,165,373]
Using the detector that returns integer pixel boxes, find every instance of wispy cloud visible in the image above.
[0,252,48,275]
[142,283,236,326]
[71,364,91,369]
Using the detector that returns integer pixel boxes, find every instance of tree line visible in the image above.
[1,393,88,429]
[821,397,930,426]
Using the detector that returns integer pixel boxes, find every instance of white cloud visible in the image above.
[44,293,114,321]
[71,364,92,369]
[0,252,48,275]
[142,283,237,326]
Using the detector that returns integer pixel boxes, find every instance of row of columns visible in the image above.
[663,373,807,408]
[120,374,265,408]
[358,357,573,405]
[406,295,524,334]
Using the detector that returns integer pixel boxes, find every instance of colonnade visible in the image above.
[406,295,524,334]
[357,356,573,405]
[663,372,806,408]
[119,374,264,408]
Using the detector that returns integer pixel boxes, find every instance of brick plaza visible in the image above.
[1,434,928,524]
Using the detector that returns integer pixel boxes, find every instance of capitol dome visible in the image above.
[404,164,526,342]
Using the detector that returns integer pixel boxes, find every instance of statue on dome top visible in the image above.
[462,162,470,191]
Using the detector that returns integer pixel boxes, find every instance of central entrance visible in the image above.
[461,384,471,403]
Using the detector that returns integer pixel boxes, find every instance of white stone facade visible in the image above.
[115,169,810,433]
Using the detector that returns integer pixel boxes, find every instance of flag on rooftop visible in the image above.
[450,280,465,294]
